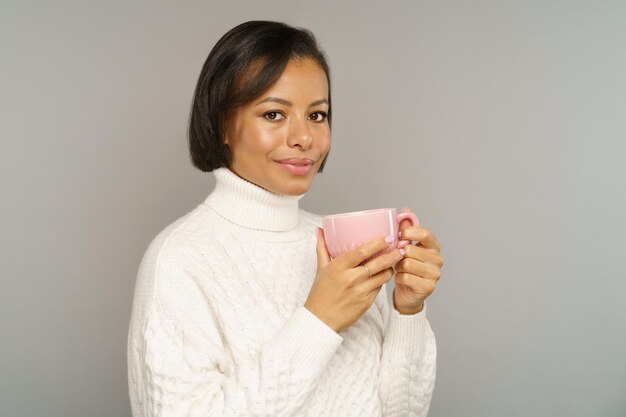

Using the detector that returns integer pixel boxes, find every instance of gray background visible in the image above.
[2,1,625,416]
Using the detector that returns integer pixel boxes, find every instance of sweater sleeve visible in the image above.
[127,246,344,417]
[375,284,437,417]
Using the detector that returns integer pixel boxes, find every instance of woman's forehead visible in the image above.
[260,60,328,98]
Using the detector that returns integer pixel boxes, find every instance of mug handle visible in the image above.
[397,211,419,227]
[396,211,419,248]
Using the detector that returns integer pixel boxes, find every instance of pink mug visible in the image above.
[322,208,419,264]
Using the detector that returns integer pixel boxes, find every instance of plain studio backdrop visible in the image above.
[2,1,625,416]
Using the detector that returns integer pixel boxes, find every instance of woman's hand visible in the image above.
[392,208,444,315]
[305,228,405,333]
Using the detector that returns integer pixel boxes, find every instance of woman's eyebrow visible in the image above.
[255,97,329,107]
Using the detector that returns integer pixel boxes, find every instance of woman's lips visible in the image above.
[275,161,313,175]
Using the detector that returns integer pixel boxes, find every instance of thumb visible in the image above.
[316,227,331,268]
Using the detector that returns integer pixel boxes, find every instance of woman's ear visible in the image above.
[222,113,231,146]
[222,125,229,146]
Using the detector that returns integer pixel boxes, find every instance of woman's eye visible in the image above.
[264,111,284,121]
[309,111,327,122]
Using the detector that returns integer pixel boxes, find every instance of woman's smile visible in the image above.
[274,160,315,176]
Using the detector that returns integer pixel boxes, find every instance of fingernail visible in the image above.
[385,235,394,244]
[398,240,410,249]
[399,248,406,256]
[397,231,402,238]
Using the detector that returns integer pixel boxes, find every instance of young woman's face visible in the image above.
[224,58,331,196]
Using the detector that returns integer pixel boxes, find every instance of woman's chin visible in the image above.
[279,177,314,195]
[281,183,311,196]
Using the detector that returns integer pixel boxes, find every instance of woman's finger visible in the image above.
[395,257,442,282]
[361,267,394,294]
[395,272,437,294]
[336,235,395,269]
[315,227,332,268]
[399,226,441,252]
[355,247,404,280]
[402,244,444,268]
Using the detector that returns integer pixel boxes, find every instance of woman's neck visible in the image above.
[203,167,306,232]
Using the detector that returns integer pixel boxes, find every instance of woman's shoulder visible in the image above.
[130,205,224,317]
[136,204,225,284]
[144,205,208,256]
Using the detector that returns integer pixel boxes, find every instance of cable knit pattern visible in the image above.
[127,167,437,417]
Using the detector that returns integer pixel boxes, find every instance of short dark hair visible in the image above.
[188,20,332,173]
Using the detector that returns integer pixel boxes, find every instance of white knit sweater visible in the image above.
[127,167,437,417]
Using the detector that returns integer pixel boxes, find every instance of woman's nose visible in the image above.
[287,117,313,149]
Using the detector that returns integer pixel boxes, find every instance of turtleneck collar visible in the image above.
[202,167,306,232]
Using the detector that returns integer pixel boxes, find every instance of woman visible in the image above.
[127,20,443,417]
